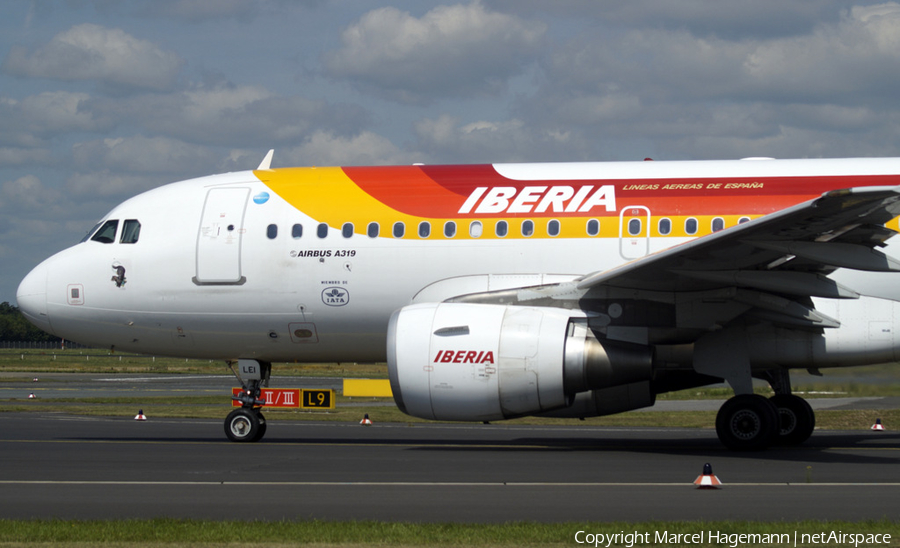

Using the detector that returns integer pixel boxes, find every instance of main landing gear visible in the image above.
[225,359,271,442]
[715,370,815,451]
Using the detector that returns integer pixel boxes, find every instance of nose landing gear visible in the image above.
[225,407,267,442]
[225,360,271,442]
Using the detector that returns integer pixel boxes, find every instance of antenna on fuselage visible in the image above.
[257,149,275,170]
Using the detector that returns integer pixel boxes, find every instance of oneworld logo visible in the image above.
[322,287,349,306]
[253,192,270,204]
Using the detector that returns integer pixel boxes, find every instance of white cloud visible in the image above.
[66,170,165,198]
[549,93,643,127]
[0,92,111,147]
[281,130,415,166]
[491,1,843,39]
[136,0,264,22]
[221,149,266,172]
[515,2,900,159]
[533,1,900,109]
[2,23,184,91]
[72,135,219,174]
[0,175,61,212]
[741,3,900,103]
[413,114,575,163]
[324,2,546,103]
[0,147,53,168]
[93,85,368,148]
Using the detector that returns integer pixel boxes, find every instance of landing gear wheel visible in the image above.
[715,394,779,451]
[254,412,267,442]
[770,394,815,446]
[224,408,263,442]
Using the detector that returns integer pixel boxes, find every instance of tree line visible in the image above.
[0,302,61,342]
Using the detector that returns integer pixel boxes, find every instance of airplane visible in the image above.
[15,152,900,450]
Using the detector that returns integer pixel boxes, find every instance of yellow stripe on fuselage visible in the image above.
[255,167,788,240]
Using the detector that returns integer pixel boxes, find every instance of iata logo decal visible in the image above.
[321,287,349,306]
[434,350,495,364]
[458,185,616,215]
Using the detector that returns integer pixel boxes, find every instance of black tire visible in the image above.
[715,394,779,451]
[770,394,815,446]
[253,412,268,442]
[224,408,261,442]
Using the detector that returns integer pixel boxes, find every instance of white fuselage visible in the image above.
[16,158,900,369]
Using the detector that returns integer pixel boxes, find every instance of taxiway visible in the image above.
[0,413,898,522]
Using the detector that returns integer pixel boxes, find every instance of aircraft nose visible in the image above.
[17,261,53,335]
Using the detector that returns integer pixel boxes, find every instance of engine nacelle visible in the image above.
[387,302,653,422]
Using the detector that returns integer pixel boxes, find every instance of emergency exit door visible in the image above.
[619,205,651,260]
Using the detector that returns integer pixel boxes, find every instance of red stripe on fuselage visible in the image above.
[342,165,900,218]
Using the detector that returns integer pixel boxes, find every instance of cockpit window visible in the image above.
[81,221,103,243]
[120,220,141,244]
[90,220,119,244]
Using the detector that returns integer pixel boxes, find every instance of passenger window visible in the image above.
[444,221,457,238]
[292,224,303,239]
[342,223,354,238]
[120,220,141,244]
[685,218,698,235]
[521,220,534,237]
[418,221,431,238]
[393,222,405,238]
[495,220,508,238]
[469,221,483,238]
[628,218,641,236]
[547,219,560,237]
[738,216,750,224]
[658,218,671,235]
[367,222,379,238]
[317,223,328,238]
[90,220,119,244]
[712,217,725,232]
[267,224,278,239]
[586,219,599,236]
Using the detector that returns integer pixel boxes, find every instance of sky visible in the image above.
[3,0,900,304]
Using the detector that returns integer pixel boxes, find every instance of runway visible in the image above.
[1,413,899,522]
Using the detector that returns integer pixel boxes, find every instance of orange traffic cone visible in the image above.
[693,463,722,489]
[134,409,147,421]
[360,413,372,426]
[871,418,885,431]
[28,392,36,399]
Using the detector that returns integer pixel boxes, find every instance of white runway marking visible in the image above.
[2,480,900,487]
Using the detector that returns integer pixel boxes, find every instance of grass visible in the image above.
[2,349,899,431]
[0,349,389,378]
[0,518,896,546]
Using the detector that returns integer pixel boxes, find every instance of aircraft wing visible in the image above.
[449,185,900,333]
[577,185,900,292]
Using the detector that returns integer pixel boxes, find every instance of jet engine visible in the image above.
[387,302,653,422]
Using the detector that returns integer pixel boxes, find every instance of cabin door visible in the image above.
[195,187,250,284]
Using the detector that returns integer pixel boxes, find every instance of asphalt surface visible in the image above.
[1,413,899,522]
